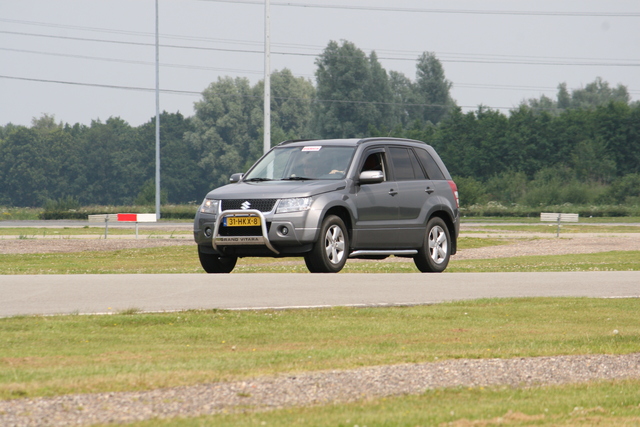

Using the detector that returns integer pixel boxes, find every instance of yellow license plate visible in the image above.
[224,216,261,227]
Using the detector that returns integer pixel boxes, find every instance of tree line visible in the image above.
[1,40,638,209]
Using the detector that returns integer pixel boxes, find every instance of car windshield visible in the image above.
[244,145,355,181]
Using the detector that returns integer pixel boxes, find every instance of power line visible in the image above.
[0,74,514,110]
[0,74,201,96]
[4,41,639,69]
[5,23,640,67]
[201,0,640,17]
[7,74,637,112]
[0,47,264,74]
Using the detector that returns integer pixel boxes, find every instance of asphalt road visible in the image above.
[2,271,639,317]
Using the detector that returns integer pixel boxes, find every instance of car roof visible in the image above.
[277,137,428,148]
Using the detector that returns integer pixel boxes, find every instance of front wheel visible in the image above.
[414,217,451,273]
[304,215,349,273]
[198,246,237,273]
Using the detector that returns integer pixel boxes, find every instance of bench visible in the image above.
[88,213,157,238]
[540,212,579,237]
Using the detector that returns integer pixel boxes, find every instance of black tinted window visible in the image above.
[415,148,445,180]
[389,148,414,180]
[389,147,426,180]
[409,150,427,179]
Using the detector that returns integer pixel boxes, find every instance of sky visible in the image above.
[2,0,639,128]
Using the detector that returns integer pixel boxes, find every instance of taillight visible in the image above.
[447,180,459,208]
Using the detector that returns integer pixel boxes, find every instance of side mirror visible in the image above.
[358,170,384,184]
[229,173,243,183]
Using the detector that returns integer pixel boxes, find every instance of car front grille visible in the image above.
[221,199,277,213]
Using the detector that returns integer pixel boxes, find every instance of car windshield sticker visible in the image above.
[301,146,322,152]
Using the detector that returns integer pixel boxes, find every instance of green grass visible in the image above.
[472,224,640,234]
[1,298,638,401]
[2,228,639,425]
[0,227,190,236]
[461,216,640,224]
[0,246,202,274]
[123,380,640,426]
[448,251,640,272]
[2,236,638,274]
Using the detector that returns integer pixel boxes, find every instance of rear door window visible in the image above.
[389,147,426,181]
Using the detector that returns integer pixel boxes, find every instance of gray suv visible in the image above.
[194,138,459,273]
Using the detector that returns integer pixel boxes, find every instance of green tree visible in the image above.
[569,77,630,109]
[31,113,62,131]
[0,115,91,206]
[485,171,528,204]
[571,139,616,183]
[431,107,511,179]
[136,112,199,204]
[527,78,631,112]
[185,76,262,190]
[412,52,455,124]
[0,127,48,206]
[312,40,392,138]
[76,118,144,205]
[607,173,640,204]
[592,102,640,176]
[388,70,415,128]
[256,68,315,144]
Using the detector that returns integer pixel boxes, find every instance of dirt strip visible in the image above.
[1,353,639,426]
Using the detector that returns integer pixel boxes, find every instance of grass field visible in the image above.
[2,298,639,425]
[1,298,638,400]
[467,224,640,234]
[0,227,191,237]
[1,235,639,274]
[1,247,639,274]
[2,222,639,425]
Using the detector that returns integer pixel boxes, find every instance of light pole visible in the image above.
[263,0,271,154]
[155,0,161,219]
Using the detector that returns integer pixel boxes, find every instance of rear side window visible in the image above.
[389,147,426,180]
[415,148,445,180]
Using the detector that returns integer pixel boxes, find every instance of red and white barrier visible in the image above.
[88,213,157,238]
[116,213,157,223]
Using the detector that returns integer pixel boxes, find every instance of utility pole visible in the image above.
[263,0,271,154]
[155,0,161,219]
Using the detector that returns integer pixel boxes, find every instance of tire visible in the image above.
[304,215,349,273]
[198,246,237,273]
[414,217,451,273]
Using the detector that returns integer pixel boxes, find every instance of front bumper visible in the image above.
[212,209,279,254]
[194,208,320,256]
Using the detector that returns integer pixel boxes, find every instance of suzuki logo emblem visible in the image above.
[241,201,251,210]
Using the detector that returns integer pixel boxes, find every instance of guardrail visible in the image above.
[88,213,157,238]
[540,212,579,237]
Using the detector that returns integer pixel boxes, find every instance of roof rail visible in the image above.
[357,137,427,145]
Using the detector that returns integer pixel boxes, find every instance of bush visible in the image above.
[453,176,486,207]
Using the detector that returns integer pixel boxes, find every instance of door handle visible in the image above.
[425,187,435,194]
[388,189,398,196]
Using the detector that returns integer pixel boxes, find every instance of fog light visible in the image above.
[280,226,289,236]
[204,227,213,238]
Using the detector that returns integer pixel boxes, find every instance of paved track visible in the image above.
[2,271,639,317]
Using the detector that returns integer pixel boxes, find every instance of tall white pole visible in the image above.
[263,0,271,154]
[155,0,161,219]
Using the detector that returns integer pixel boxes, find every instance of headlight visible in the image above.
[200,198,219,214]
[276,197,312,214]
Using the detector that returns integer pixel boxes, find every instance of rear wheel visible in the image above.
[198,246,237,273]
[414,217,451,273]
[304,215,349,273]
